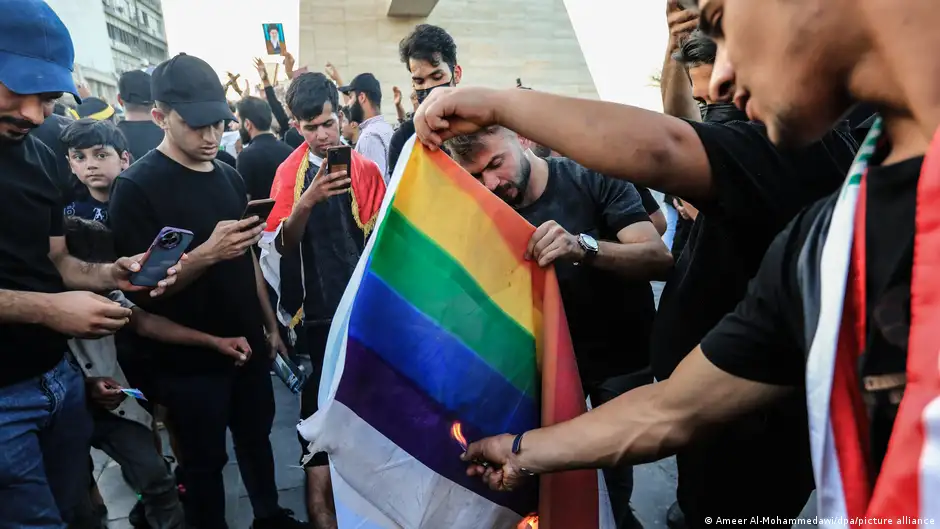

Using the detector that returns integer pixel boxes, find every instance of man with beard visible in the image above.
[235,96,294,200]
[0,2,182,524]
[420,0,940,525]
[339,73,393,179]
[386,24,461,179]
[445,126,672,528]
[258,72,385,529]
[651,6,818,528]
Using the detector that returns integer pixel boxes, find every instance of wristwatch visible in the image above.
[575,233,599,265]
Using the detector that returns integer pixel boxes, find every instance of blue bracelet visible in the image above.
[512,432,525,454]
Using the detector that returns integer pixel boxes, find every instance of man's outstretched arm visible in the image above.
[414,87,715,203]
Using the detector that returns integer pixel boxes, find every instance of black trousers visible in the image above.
[156,358,280,529]
[676,392,814,529]
[586,369,653,529]
[298,324,330,467]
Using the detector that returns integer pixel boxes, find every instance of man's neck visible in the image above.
[157,139,214,172]
[519,151,549,208]
[89,187,110,203]
[856,0,940,153]
[250,130,274,141]
[362,106,380,123]
[123,110,153,122]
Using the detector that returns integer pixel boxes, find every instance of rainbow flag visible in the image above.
[299,136,613,528]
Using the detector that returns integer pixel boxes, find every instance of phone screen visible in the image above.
[327,146,351,190]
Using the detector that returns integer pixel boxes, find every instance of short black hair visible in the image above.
[64,217,116,263]
[60,118,129,155]
[356,90,381,111]
[339,105,354,123]
[445,125,504,164]
[286,72,339,122]
[673,30,717,67]
[399,24,457,73]
[236,97,274,131]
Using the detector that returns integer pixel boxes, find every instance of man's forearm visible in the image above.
[512,348,790,474]
[592,240,673,281]
[661,48,701,122]
[0,290,51,325]
[131,309,218,350]
[493,89,715,202]
[281,199,315,252]
[57,255,117,292]
[252,249,279,333]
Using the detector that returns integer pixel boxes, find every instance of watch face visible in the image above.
[580,233,599,252]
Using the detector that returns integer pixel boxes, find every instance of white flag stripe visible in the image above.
[921,397,940,526]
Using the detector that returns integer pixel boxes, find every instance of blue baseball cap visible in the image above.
[0,0,78,99]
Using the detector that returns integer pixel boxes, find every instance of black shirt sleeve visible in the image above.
[587,170,650,234]
[264,85,291,136]
[634,185,661,215]
[698,203,825,386]
[687,121,853,231]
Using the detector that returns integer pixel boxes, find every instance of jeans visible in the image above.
[587,368,653,529]
[74,411,185,529]
[156,358,280,529]
[0,355,93,528]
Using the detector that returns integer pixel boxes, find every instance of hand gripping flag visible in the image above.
[258,143,386,332]
[298,136,614,529]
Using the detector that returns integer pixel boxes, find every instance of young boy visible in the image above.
[65,217,253,529]
[61,118,131,225]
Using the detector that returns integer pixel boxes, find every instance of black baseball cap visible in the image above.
[339,73,381,101]
[119,70,153,105]
[151,54,235,128]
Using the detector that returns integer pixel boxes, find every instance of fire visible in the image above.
[517,515,539,529]
[450,421,468,451]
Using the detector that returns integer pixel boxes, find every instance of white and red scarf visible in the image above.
[807,118,940,527]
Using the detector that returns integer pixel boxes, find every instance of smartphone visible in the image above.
[129,227,194,288]
[242,198,276,225]
[326,145,351,191]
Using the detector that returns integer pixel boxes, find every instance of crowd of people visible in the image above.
[1,0,937,528]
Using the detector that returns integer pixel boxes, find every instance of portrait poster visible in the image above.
[263,23,285,56]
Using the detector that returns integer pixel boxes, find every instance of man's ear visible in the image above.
[151,107,169,130]
[120,151,131,170]
[453,65,463,85]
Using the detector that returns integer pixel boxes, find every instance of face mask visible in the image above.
[703,103,750,124]
[415,82,451,106]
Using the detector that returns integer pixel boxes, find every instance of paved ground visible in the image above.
[95,280,677,528]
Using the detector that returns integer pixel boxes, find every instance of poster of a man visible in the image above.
[263,23,285,55]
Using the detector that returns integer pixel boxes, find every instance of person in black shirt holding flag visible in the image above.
[420,0,940,525]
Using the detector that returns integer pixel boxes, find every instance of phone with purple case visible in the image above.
[129,227,194,288]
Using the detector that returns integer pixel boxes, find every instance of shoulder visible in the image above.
[549,157,634,195]
[390,120,414,144]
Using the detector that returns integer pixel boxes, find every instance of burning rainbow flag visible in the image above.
[299,136,612,528]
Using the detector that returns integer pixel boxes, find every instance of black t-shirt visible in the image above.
[32,113,76,204]
[0,136,68,387]
[109,150,266,373]
[516,158,653,386]
[117,119,164,162]
[650,121,857,380]
[635,185,661,215]
[702,156,921,477]
[237,134,294,200]
[285,128,305,149]
[64,196,109,225]
[387,118,414,180]
[215,149,237,169]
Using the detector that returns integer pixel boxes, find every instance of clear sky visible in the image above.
[161,0,665,110]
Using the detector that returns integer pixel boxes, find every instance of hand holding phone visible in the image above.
[299,155,352,207]
[201,218,266,263]
[327,145,352,191]
[130,228,194,288]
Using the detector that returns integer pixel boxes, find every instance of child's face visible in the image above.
[68,145,129,193]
